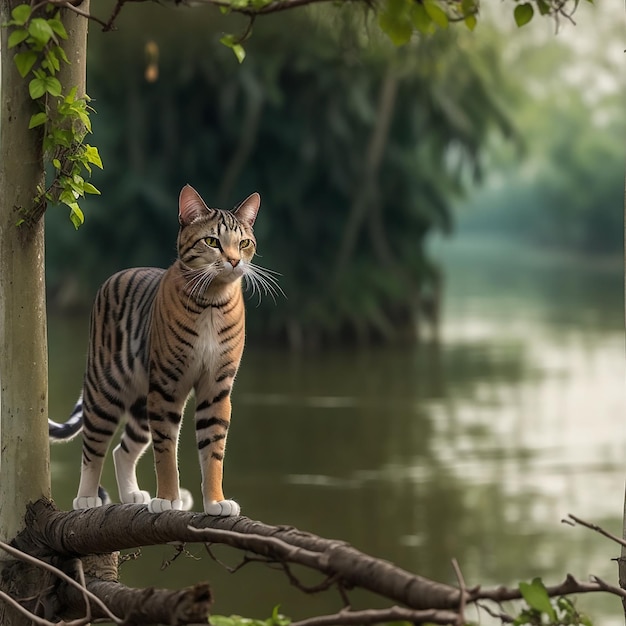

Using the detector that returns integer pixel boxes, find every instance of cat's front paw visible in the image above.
[121,490,151,505]
[73,496,103,510]
[204,499,240,517]
[148,497,184,513]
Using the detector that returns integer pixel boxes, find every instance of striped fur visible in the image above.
[50,185,263,516]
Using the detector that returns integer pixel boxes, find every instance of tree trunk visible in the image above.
[0,3,88,623]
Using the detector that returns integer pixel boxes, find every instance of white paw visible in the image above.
[121,490,151,505]
[180,488,194,511]
[204,499,240,517]
[73,496,103,510]
[148,497,184,513]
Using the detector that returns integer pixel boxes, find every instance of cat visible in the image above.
[49,185,279,516]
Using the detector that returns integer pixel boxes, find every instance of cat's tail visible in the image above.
[49,395,84,441]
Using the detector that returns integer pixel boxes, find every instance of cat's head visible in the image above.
[177,185,259,286]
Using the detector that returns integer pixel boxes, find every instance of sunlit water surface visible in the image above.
[49,239,625,623]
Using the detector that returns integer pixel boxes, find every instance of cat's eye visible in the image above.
[204,236,220,248]
[240,239,252,250]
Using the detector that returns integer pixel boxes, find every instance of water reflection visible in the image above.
[48,241,625,623]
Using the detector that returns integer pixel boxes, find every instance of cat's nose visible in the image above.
[227,258,240,268]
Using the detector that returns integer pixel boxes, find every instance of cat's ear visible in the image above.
[179,185,212,226]
[233,192,260,228]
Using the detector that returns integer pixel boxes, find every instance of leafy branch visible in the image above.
[4,2,103,228]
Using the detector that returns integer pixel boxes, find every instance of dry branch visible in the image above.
[20,499,461,611]
[5,499,626,626]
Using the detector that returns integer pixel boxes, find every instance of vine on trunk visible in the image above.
[3,2,102,228]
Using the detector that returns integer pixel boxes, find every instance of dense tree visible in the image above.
[46,6,514,346]
[456,28,622,255]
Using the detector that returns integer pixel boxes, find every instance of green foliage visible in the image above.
[515,579,592,625]
[513,3,535,27]
[210,606,290,626]
[4,3,102,227]
[206,594,594,626]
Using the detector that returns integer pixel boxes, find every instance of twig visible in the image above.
[476,601,514,623]
[31,0,112,28]
[281,561,340,594]
[471,572,626,603]
[161,542,200,570]
[451,558,467,626]
[591,575,626,599]
[73,559,92,625]
[290,606,460,626]
[563,514,626,548]
[0,590,56,626]
[187,526,327,571]
[204,543,278,573]
[0,540,122,624]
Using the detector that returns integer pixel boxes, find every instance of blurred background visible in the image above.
[48,1,624,623]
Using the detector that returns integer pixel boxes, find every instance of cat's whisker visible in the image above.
[183,266,217,309]
[243,263,285,305]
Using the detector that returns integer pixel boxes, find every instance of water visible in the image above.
[48,238,625,623]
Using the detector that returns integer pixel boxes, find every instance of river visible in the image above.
[48,237,625,623]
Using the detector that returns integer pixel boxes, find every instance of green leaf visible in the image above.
[83,145,103,169]
[11,4,31,26]
[378,0,413,45]
[464,14,477,30]
[514,3,534,26]
[45,76,62,97]
[68,203,84,229]
[83,182,100,195]
[519,578,556,621]
[411,4,433,33]
[43,48,60,73]
[29,77,47,99]
[8,28,29,48]
[219,35,246,63]
[47,17,68,39]
[52,158,61,170]
[64,86,78,103]
[14,50,37,78]
[54,44,69,64]
[28,112,48,129]
[423,0,449,28]
[28,18,54,45]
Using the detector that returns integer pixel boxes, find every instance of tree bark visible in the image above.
[0,0,49,546]
[0,4,88,624]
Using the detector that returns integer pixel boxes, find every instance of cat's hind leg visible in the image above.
[113,398,152,505]
[74,397,118,509]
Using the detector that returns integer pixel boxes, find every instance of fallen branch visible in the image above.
[20,499,462,612]
[5,499,626,626]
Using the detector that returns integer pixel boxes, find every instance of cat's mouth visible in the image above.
[219,261,245,280]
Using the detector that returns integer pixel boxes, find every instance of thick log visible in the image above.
[20,498,461,611]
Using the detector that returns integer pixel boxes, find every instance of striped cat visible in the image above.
[49,185,276,516]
